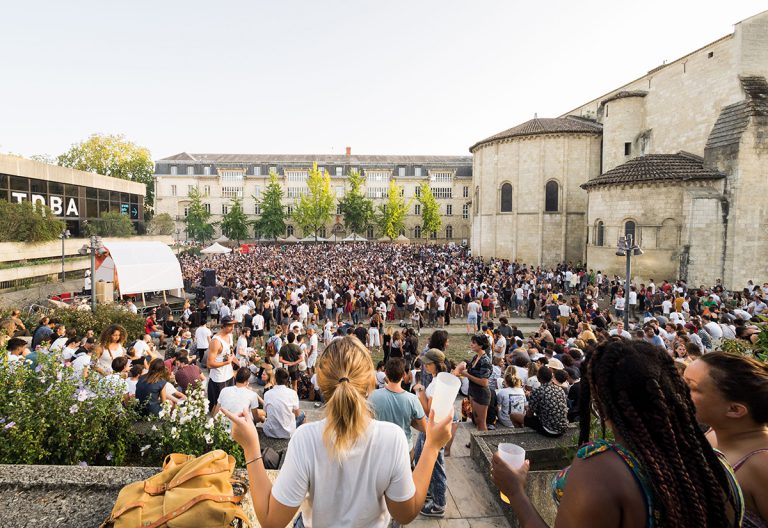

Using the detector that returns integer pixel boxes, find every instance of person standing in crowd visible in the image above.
[279,331,302,392]
[221,336,452,527]
[492,339,744,527]
[194,319,212,364]
[369,357,425,449]
[206,316,238,412]
[685,353,768,528]
[457,333,493,432]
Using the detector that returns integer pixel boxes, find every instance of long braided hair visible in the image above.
[577,338,738,527]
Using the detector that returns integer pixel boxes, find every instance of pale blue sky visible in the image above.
[1,1,762,160]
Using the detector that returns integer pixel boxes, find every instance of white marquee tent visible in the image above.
[200,242,232,254]
[343,233,368,242]
[93,241,184,296]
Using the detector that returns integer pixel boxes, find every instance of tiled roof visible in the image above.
[469,117,602,152]
[581,152,724,190]
[705,76,768,150]
[156,153,471,165]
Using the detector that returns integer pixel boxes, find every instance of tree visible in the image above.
[292,163,335,240]
[0,200,65,242]
[338,170,374,235]
[376,181,410,240]
[418,183,442,241]
[85,211,136,237]
[220,198,249,244]
[147,212,175,236]
[57,134,155,214]
[254,172,288,241]
[185,187,215,243]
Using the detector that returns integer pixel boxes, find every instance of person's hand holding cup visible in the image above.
[492,443,528,503]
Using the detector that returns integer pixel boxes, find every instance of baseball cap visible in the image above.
[220,315,235,326]
[422,348,446,365]
[548,358,565,370]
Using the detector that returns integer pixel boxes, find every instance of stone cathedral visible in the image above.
[470,10,768,289]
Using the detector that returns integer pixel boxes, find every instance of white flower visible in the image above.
[170,427,179,439]
[140,445,151,455]
[158,409,166,418]
[205,418,214,430]
[151,425,158,431]
[204,433,213,445]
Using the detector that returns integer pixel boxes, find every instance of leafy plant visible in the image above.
[291,163,334,240]
[0,200,66,242]
[185,187,216,244]
[85,210,136,237]
[254,172,288,241]
[147,212,176,236]
[47,304,146,342]
[220,198,249,244]
[338,170,374,235]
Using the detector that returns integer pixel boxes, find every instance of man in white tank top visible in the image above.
[207,316,239,411]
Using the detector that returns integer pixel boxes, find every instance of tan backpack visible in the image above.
[101,450,251,528]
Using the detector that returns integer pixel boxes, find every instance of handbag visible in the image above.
[100,450,251,528]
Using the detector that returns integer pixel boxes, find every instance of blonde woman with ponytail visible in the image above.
[222,336,452,528]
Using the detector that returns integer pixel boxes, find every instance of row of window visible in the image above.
[168,165,456,178]
[169,184,469,200]
[496,180,560,213]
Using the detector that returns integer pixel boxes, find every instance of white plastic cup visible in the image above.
[497,443,526,469]
[430,372,462,422]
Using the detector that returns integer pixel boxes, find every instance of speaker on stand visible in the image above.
[202,269,216,288]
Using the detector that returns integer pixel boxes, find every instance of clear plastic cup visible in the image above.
[497,443,526,504]
[430,372,461,422]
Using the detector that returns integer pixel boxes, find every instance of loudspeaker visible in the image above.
[202,269,216,287]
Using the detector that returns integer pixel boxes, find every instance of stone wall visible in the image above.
[471,133,600,265]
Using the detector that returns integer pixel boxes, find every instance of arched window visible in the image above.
[446,225,453,239]
[414,225,422,238]
[286,225,294,237]
[366,225,374,239]
[499,183,513,212]
[595,220,605,247]
[545,181,559,212]
[399,228,406,237]
[318,226,327,238]
[624,220,636,243]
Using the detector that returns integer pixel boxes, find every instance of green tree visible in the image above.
[418,183,442,240]
[146,212,176,236]
[85,211,136,237]
[376,181,410,240]
[254,172,288,241]
[291,163,335,240]
[57,134,155,213]
[0,200,65,242]
[338,170,374,235]
[185,187,215,243]
[220,198,249,244]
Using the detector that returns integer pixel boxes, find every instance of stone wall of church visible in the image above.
[471,133,600,266]
[601,95,646,172]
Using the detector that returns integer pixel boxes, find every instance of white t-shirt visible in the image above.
[72,353,91,376]
[628,291,638,305]
[195,326,212,349]
[209,335,234,383]
[704,322,724,339]
[218,385,260,414]
[252,314,265,331]
[497,386,527,428]
[558,304,571,317]
[614,297,626,310]
[263,385,300,439]
[132,340,150,356]
[271,419,415,528]
[661,300,672,315]
[97,344,125,374]
[126,378,138,396]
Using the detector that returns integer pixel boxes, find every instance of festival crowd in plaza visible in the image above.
[2,242,766,527]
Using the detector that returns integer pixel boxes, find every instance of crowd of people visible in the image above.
[2,241,767,527]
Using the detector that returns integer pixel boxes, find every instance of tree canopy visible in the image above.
[57,134,155,213]
[338,170,374,236]
[85,211,136,237]
[254,172,287,240]
[184,187,215,243]
[376,181,410,240]
[0,200,65,242]
[220,198,249,244]
[146,212,176,236]
[418,183,442,239]
[292,163,335,239]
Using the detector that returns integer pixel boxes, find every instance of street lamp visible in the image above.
[78,235,106,312]
[616,234,643,329]
[59,229,71,282]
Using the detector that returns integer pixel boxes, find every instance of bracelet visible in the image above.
[246,455,263,466]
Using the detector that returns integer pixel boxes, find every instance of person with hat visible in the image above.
[207,315,239,411]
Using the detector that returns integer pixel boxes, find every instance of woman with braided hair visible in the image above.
[685,353,768,528]
[492,338,743,527]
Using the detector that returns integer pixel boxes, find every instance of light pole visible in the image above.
[616,234,643,329]
[78,236,105,312]
[59,229,71,282]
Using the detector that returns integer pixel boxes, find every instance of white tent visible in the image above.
[395,234,410,244]
[299,235,329,243]
[200,242,232,254]
[282,235,300,244]
[214,234,230,243]
[93,241,184,296]
[343,233,368,242]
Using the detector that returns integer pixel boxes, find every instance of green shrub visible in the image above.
[48,304,145,341]
[0,353,139,465]
[0,200,65,242]
[85,211,136,237]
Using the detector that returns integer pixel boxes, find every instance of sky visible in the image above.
[1,1,763,160]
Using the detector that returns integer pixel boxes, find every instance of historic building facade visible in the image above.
[470,10,768,288]
[153,151,472,242]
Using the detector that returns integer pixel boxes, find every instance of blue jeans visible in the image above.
[296,411,306,428]
[413,431,446,508]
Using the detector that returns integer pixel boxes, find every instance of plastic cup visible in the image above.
[430,372,461,422]
[497,443,526,504]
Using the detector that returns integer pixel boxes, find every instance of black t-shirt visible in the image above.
[280,343,301,373]
[395,293,406,307]
[354,326,368,343]
[163,320,178,337]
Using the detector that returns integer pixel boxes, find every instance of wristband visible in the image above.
[246,455,263,466]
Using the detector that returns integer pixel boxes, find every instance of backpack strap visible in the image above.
[99,501,144,528]
[144,464,231,495]
[143,494,245,528]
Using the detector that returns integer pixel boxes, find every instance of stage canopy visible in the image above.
[201,242,232,254]
[94,241,184,296]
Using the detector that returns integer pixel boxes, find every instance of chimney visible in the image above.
[345,146,351,157]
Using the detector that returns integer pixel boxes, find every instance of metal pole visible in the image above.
[624,249,631,330]
[90,235,97,313]
[61,236,66,282]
